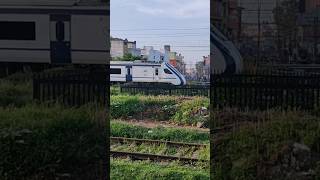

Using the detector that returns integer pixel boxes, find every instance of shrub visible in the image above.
[0,80,32,107]
[172,97,209,125]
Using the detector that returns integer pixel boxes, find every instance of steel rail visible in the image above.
[110,150,208,163]
[110,137,208,148]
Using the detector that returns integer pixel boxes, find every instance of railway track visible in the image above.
[110,137,209,163]
[110,150,208,164]
[110,137,208,149]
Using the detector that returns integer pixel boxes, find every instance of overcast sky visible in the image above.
[111,0,210,69]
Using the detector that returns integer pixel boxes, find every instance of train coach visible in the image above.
[211,24,243,74]
[110,61,187,86]
[0,0,109,68]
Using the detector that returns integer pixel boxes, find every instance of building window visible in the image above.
[110,68,121,74]
[0,21,36,40]
[164,69,172,74]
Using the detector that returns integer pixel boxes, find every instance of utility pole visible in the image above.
[257,0,261,65]
[314,17,319,63]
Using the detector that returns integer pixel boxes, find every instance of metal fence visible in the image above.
[211,71,320,110]
[120,84,209,97]
[33,70,107,106]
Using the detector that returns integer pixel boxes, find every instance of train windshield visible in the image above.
[164,69,172,74]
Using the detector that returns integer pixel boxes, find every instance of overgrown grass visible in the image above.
[111,158,210,180]
[111,95,209,125]
[111,121,209,144]
[0,104,105,180]
[110,85,123,96]
[0,73,32,107]
[111,142,209,161]
[173,97,209,125]
[212,110,320,180]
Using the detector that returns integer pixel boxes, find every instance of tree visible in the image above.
[112,53,142,61]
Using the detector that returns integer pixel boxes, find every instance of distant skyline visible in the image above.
[111,0,210,69]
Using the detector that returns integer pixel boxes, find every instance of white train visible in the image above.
[211,24,243,74]
[0,0,109,65]
[110,61,187,86]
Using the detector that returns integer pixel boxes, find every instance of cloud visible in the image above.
[133,0,209,19]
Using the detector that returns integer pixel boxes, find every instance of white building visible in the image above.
[148,49,165,62]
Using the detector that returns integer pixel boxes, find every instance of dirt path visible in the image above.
[113,119,209,132]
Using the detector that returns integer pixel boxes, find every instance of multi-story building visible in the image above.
[195,55,210,81]
[111,37,138,58]
[110,37,125,58]
[176,53,186,75]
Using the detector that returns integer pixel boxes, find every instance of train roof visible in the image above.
[110,61,162,66]
[0,0,107,6]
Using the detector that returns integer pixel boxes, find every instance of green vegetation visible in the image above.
[111,142,209,161]
[0,104,105,179]
[111,159,210,180]
[0,73,106,179]
[111,94,209,125]
[173,97,209,125]
[212,110,320,180]
[111,121,209,144]
[110,90,210,179]
[112,53,144,61]
[110,85,123,96]
[0,73,32,107]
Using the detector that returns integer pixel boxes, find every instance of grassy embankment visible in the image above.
[0,73,106,179]
[211,109,320,180]
[111,90,209,126]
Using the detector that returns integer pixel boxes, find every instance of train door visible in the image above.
[154,67,159,82]
[50,14,71,64]
[126,65,132,82]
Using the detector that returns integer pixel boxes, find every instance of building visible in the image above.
[141,46,154,59]
[110,37,139,58]
[195,55,210,82]
[211,0,240,40]
[148,49,166,62]
[176,53,186,75]
[168,51,177,67]
[110,37,125,58]
[164,45,171,52]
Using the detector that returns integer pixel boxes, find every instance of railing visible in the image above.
[212,71,320,110]
[120,83,209,97]
[33,70,107,106]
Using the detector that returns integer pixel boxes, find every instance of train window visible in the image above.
[56,21,65,41]
[111,68,121,74]
[0,21,35,40]
[164,69,172,74]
